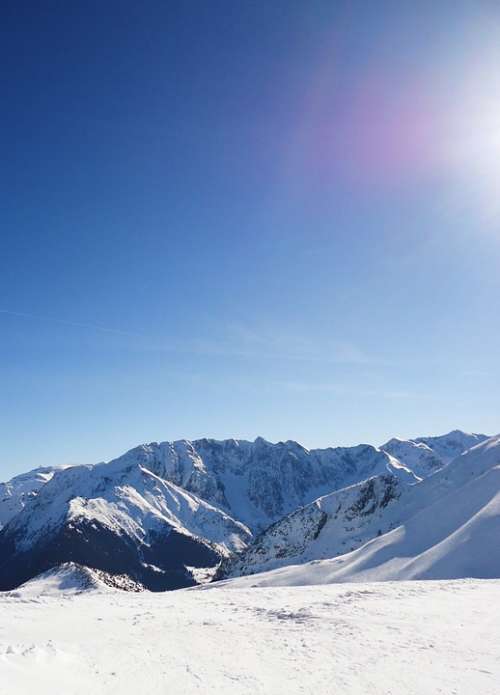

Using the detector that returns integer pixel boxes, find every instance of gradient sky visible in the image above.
[2,1,500,479]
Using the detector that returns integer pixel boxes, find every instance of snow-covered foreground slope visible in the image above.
[1,576,499,695]
[225,435,500,586]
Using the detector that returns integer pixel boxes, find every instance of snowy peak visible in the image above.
[7,562,145,598]
[413,430,488,464]
[381,429,489,476]
[381,438,443,479]
[0,466,66,529]
[226,434,500,582]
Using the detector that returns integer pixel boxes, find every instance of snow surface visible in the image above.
[0,573,499,694]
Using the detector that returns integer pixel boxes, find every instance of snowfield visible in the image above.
[1,573,499,694]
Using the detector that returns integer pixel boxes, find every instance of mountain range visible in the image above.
[0,429,495,591]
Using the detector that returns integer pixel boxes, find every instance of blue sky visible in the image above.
[2,1,500,479]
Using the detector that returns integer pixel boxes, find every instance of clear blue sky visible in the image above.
[2,1,500,479]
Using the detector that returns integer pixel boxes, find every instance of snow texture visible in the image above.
[0,572,498,694]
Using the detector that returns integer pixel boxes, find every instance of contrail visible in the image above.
[0,309,140,338]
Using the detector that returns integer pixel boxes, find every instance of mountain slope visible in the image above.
[223,474,406,578]
[0,458,251,591]
[222,434,500,587]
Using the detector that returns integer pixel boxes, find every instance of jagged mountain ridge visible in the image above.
[0,429,489,591]
[110,436,417,532]
[1,430,483,533]
[224,432,492,579]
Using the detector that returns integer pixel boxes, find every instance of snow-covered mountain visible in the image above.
[1,436,418,592]
[381,430,488,478]
[222,474,406,578]
[0,466,65,529]
[109,437,417,532]
[223,434,500,587]
[380,439,443,479]
[8,562,144,597]
[0,457,251,591]
[224,433,499,581]
[0,429,492,592]
[414,430,488,463]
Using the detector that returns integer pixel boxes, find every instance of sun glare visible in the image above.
[440,29,500,224]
